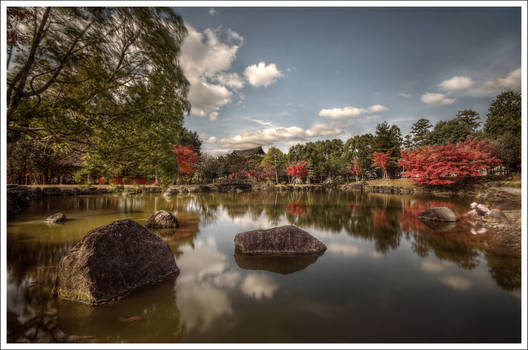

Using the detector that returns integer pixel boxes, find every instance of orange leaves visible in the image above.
[398,136,501,185]
[171,145,198,177]
[287,162,308,178]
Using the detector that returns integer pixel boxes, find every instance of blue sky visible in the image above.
[175,6,521,155]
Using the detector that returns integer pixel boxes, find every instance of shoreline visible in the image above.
[7,182,521,258]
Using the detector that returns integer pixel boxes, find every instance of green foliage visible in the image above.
[484,91,521,139]
[344,134,374,179]
[409,118,432,148]
[261,147,287,183]
[7,7,191,183]
[373,122,402,176]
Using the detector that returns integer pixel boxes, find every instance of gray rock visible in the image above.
[418,206,457,222]
[488,208,511,224]
[56,219,179,305]
[46,212,67,224]
[235,225,327,255]
[145,210,179,229]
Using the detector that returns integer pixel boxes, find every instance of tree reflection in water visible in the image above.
[7,191,520,342]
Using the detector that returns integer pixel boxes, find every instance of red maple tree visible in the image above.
[373,152,390,178]
[398,136,501,185]
[287,162,308,179]
[171,145,199,177]
[347,163,360,178]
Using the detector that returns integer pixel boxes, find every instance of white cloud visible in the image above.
[484,68,521,91]
[209,8,216,15]
[421,92,456,106]
[421,260,452,272]
[244,62,283,87]
[180,24,244,120]
[318,104,389,119]
[439,76,474,91]
[240,274,278,300]
[441,275,472,291]
[327,242,360,256]
[367,104,389,113]
[399,92,410,98]
[215,72,245,89]
[209,123,344,150]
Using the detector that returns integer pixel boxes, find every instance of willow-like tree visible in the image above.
[7,7,192,182]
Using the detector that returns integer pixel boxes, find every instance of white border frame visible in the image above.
[1,1,526,349]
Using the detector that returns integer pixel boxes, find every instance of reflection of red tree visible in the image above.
[398,200,455,232]
[348,201,359,214]
[372,209,388,228]
[286,202,306,217]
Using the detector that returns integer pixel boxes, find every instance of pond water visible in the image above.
[6,191,521,343]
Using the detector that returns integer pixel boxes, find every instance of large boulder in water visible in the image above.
[145,210,179,229]
[234,225,326,255]
[56,219,179,305]
[418,207,457,222]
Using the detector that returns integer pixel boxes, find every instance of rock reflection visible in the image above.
[234,253,321,274]
[56,277,184,342]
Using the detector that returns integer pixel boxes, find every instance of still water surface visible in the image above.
[7,191,521,342]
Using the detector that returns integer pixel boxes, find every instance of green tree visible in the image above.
[409,118,432,148]
[483,91,521,173]
[261,147,287,184]
[373,122,402,177]
[7,7,191,183]
[455,109,481,132]
[344,134,374,179]
[484,91,521,139]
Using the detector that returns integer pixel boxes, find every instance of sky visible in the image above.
[174,6,521,155]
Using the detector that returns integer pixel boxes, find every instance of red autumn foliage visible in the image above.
[347,163,360,176]
[171,145,199,177]
[286,202,307,217]
[398,136,501,185]
[287,162,308,179]
[228,168,271,181]
[373,152,390,171]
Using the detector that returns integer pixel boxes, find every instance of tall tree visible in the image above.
[261,147,287,184]
[344,134,374,179]
[483,91,521,173]
[409,118,432,148]
[373,122,402,177]
[7,7,191,183]
[484,91,521,139]
[455,109,480,132]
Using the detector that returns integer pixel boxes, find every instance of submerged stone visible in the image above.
[46,212,66,224]
[418,207,457,222]
[234,225,327,255]
[145,210,179,229]
[56,219,179,305]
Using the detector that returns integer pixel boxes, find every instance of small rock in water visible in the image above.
[418,207,457,222]
[145,210,179,229]
[46,212,66,224]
